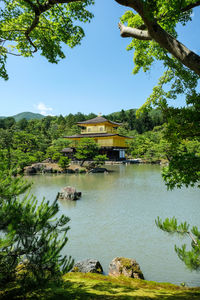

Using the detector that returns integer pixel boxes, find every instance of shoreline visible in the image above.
[23,159,168,175]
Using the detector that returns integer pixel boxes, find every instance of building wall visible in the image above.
[81,123,117,134]
[112,137,128,148]
[97,138,114,147]
[68,136,128,148]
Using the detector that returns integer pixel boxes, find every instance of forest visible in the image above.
[0,109,199,173]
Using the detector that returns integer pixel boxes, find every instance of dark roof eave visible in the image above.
[64,133,132,139]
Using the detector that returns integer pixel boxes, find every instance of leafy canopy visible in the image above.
[120,0,199,109]
[0,0,94,80]
[119,0,200,189]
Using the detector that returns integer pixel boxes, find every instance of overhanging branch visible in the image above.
[22,0,83,52]
[181,0,200,12]
[119,23,151,40]
[115,0,200,76]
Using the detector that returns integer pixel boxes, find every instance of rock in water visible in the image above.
[57,186,81,201]
[108,257,144,279]
[88,167,108,173]
[71,259,103,274]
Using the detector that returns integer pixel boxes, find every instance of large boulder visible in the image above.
[65,169,75,174]
[88,167,108,173]
[24,166,37,175]
[71,259,103,274]
[57,186,81,201]
[42,166,53,173]
[108,257,144,279]
[32,163,45,172]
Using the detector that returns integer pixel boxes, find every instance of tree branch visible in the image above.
[25,14,40,53]
[181,0,200,12]
[187,231,198,246]
[22,0,38,11]
[130,0,200,30]
[6,52,22,57]
[115,0,200,76]
[21,0,83,52]
[119,22,151,40]
[115,0,143,13]
[156,0,200,23]
[1,29,26,32]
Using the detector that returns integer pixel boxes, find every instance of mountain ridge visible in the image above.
[0,112,45,121]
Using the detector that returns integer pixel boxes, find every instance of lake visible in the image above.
[28,164,200,286]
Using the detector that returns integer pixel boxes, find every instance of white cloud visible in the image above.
[36,102,53,116]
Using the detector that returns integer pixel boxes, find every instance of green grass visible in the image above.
[1,273,200,299]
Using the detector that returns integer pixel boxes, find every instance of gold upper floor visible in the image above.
[80,123,118,134]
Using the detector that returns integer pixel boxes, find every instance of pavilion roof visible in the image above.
[77,116,121,126]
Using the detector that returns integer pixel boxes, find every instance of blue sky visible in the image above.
[0,0,199,117]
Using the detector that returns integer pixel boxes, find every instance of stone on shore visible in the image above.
[24,162,62,174]
[42,166,53,173]
[108,257,144,279]
[57,186,81,201]
[71,259,103,274]
[24,166,37,174]
[88,167,108,173]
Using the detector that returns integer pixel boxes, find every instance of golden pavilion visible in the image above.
[64,116,132,160]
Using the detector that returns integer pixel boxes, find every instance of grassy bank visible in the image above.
[1,273,200,299]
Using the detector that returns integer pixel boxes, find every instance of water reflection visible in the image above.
[59,198,77,209]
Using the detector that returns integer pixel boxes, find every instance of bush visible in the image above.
[58,156,71,170]
[0,170,73,292]
[93,154,108,166]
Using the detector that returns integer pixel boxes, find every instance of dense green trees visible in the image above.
[127,126,168,162]
[0,109,198,171]
[127,126,200,166]
[0,110,165,172]
[75,138,99,166]
[106,108,164,134]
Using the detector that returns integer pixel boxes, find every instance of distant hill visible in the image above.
[13,112,44,121]
[0,112,44,121]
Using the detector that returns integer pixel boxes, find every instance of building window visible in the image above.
[88,128,91,132]
[119,150,125,158]
[99,127,103,132]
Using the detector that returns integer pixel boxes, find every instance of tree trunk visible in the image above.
[115,0,200,76]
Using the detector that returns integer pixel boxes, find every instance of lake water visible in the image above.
[28,164,200,286]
